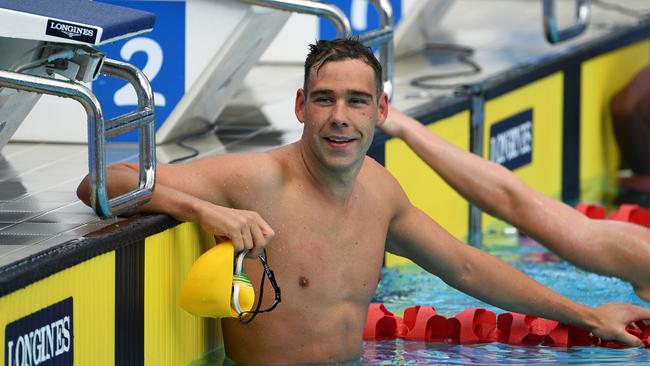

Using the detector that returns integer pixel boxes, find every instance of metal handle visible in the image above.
[360,0,394,100]
[543,0,590,44]
[0,58,156,218]
[240,0,351,37]
[97,58,156,217]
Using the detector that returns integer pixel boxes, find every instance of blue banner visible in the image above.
[5,298,73,366]
[94,1,185,143]
[489,109,534,171]
[319,0,402,39]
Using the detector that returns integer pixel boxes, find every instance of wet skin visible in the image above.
[78,58,650,365]
[222,59,394,364]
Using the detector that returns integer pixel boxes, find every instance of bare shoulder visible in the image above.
[187,149,285,188]
[359,156,410,210]
[152,148,285,205]
[190,149,281,176]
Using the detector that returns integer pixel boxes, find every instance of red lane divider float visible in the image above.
[364,303,650,348]
[496,313,594,347]
[363,303,398,341]
[447,308,499,344]
[575,203,650,228]
[575,203,606,219]
[399,305,448,342]
[608,204,650,228]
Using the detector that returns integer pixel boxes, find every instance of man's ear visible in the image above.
[375,92,389,127]
[295,88,306,124]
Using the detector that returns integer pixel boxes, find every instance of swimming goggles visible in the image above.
[232,248,281,324]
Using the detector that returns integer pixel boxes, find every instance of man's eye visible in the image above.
[315,97,333,104]
[350,98,369,106]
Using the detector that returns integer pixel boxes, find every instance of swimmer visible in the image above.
[611,65,650,207]
[77,39,650,365]
[381,105,650,302]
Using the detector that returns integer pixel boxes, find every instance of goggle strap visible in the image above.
[239,249,269,324]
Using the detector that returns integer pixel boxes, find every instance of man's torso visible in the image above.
[221,144,396,364]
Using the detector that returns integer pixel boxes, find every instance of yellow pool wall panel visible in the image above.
[580,40,650,203]
[385,111,470,267]
[144,221,222,366]
[481,72,564,233]
[0,252,115,365]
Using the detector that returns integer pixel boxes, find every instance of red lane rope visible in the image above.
[364,304,650,348]
[365,204,650,347]
[576,203,650,227]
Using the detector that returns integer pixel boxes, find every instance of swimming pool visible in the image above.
[364,233,650,365]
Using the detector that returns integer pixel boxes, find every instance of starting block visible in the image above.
[0,0,156,217]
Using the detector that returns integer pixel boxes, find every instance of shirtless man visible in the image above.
[611,65,650,177]
[611,65,650,208]
[77,39,650,365]
[381,106,650,302]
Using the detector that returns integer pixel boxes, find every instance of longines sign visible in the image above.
[489,109,533,170]
[5,297,73,366]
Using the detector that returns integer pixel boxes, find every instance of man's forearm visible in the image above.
[398,118,529,221]
[76,163,210,223]
[398,121,650,281]
[446,244,600,330]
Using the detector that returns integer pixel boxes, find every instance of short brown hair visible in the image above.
[304,38,383,96]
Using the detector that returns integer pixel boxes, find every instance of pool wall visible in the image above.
[381,36,650,266]
[0,220,214,365]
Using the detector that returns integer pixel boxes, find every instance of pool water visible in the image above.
[363,235,650,365]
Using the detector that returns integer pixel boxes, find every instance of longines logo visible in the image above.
[46,19,97,44]
[489,109,533,170]
[5,297,73,366]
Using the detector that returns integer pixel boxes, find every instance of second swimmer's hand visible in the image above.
[589,302,650,346]
[379,105,410,138]
[197,202,275,257]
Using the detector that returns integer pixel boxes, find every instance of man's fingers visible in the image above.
[259,219,275,240]
[230,231,244,253]
[250,225,267,257]
[629,306,650,323]
[241,226,254,252]
[617,331,644,347]
[200,205,273,256]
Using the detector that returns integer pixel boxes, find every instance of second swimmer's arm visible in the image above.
[381,106,650,294]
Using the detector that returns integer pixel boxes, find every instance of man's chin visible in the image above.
[322,158,362,173]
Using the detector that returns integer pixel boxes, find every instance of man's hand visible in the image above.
[197,202,275,257]
[379,105,411,138]
[590,302,650,346]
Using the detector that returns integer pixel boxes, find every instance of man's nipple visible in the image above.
[299,276,309,288]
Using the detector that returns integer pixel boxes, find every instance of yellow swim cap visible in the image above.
[180,241,255,318]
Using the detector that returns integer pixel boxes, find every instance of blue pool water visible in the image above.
[363,235,650,365]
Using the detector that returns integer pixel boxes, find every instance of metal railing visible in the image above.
[0,58,156,218]
[543,0,591,44]
[361,0,394,99]
[239,0,394,99]
[240,0,351,37]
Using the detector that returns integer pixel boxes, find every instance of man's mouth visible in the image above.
[325,136,354,143]
[324,136,358,148]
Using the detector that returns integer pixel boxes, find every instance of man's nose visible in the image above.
[330,101,349,127]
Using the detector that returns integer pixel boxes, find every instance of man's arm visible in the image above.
[381,105,650,301]
[385,181,650,346]
[76,154,276,255]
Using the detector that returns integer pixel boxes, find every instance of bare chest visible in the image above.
[245,185,391,304]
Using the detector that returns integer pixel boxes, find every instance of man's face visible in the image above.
[295,59,388,172]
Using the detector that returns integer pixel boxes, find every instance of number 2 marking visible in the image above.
[114,37,167,107]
